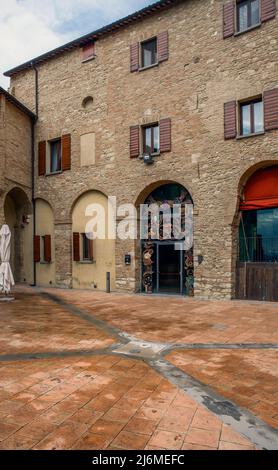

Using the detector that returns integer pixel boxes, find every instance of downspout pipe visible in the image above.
[31,62,39,286]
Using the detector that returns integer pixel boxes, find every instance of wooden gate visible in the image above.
[236,262,278,301]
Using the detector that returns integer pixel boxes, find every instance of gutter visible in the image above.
[31,63,39,286]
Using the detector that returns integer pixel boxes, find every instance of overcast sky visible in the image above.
[0,0,151,88]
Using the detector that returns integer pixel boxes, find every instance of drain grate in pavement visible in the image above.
[113,340,166,359]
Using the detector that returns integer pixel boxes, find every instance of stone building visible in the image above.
[0,87,35,284]
[1,0,278,300]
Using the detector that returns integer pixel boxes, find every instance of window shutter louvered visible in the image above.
[130,126,140,158]
[34,236,41,263]
[157,31,169,63]
[160,118,171,153]
[264,89,278,131]
[73,232,80,262]
[44,235,51,263]
[224,101,237,139]
[223,2,235,38]
[261,0,276,22]
[62,134,71,171]
[130,43,139,72]
[38,141,46,176]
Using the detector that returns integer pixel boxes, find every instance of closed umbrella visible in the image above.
[0,225,15,295]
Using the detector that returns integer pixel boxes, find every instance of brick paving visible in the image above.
[0,355,255,450]
[166,349,278,429]
[48,288,278,344]
[0,286,277,449]
[0,289,114,355]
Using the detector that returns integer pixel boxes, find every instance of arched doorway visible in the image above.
[236,165,278,301]
[140,183,194,296]
[4,187,33,283]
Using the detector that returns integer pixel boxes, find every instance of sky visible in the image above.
[0,0,151,88]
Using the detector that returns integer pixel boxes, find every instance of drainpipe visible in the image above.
[31,63,39,286]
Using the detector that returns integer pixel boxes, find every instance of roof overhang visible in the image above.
[0,87,36,120]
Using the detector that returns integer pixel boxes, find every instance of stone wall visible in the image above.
[9,0,278,298]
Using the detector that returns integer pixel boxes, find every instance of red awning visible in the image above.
[240,166,278,211]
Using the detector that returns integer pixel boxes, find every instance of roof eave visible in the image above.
[0,87,36,120]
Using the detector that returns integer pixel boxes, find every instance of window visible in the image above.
[240,99,264,136]
[143,124,160,155]
[237,0,260,32]
[141,38,157,68]
[50,139,61,173]
[82,233,93,261]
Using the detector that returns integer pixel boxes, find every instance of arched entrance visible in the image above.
[4,187,33,283]
[140,183,194,296]
[236,165,278,301]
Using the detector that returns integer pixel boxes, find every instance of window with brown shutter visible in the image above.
[157,31,169,63]
[224,101,237,139]
[73,232,80,262]
[43,235,51,263]
[264,88,278,131]
[223,2,235,38]
[159,118,171,153]
[38,141,46,176]
[261,0,276,22]
[130,126,140,158]
[130,43,139,72]
[81,43,95,62]
[62,134,71,171]
[34,235,41,263]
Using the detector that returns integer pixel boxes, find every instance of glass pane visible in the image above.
[83,235,89,259]
[254,101,264,133]
[50,141,61,173]
[153,126,159,153]
[240,209,278,262]
[241,104,251,135]
[238,2,248,31]
[144,127,152,154]
[142,39,157,67]
[250,0,260,26]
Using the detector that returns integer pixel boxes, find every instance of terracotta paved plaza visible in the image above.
[0,286,277,450]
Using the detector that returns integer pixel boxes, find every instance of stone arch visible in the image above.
[71,190,115,291]
[35,198,56,287]
[70,188,110,219]
[134,181,194,296]
[134,178,195,208]
[231,160,278,298]
[3,187,33,283]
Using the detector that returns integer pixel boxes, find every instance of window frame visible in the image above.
[236,0,261,33]
[81,233,94,262]
[239,97,264,137]
[39,235,51,264]
[49,138,62,175]
[140,37,158,70]
[142,123,160,155]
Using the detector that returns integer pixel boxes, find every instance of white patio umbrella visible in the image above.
[0,224,15,295]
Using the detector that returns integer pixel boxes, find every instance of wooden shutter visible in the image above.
[130,126,140,158]
[62,134,71,171]
[130,43,139,72]
[223,2,235,38]
[73,232,80,262]
[264,88,278,131]
[44,235,51,263]
[157,31,169,63]
[224,101,237,139]
[34,235,41,263]
[160,118,171,153]
[261,0,276,22]
[81,43,95,61]
[38,141,46,176]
